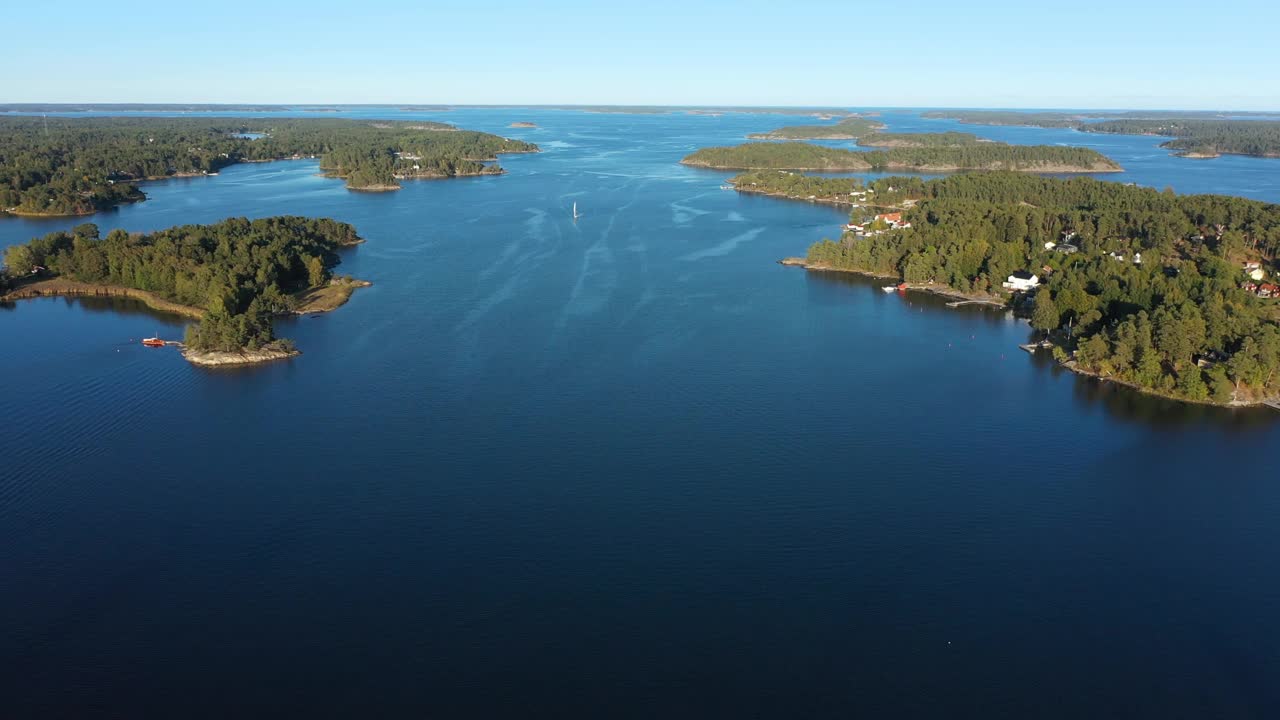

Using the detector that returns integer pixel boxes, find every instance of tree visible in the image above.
[1031,294,1059,336]
[306,256,327,287]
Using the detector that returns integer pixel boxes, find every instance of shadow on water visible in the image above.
[807,268,1279,428]
[1026,351,1278,429]
[805,268,1015,325]
[10,295,191,326]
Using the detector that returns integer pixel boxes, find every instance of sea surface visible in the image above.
[4,108,1280,718]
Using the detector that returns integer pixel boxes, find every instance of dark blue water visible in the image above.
[4,109,1280,718]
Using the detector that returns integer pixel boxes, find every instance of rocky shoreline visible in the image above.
[779,257,1273,409]
[182,347,300,366]
[4,276,371,366]
[0,278,205,318]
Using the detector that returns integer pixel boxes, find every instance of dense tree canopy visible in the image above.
[920,111,1086,128]
[3,217,362,352]
[1080,119,1280,158]
[798,172,1280,403]
[0,117,538,216]
[682,142,1120,172]
[856,132,990,148]
[920,111,1280,159]
[747,117,885,140]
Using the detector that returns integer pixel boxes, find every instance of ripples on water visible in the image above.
[3,109,1280,716]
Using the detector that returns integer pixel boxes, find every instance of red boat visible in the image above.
[141,337,165,348]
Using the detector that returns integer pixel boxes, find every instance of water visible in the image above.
[3,109,1280,718]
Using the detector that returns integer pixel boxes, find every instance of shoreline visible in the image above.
[3,276,371,365]
[734,186,855,207]
[778,258,1273,408]
[1,278,205,318]
[4,147,538,219]
[692,159,1121,173]
[182,347,301,367]
[779,258,1004,304]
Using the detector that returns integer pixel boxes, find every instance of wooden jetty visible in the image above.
[946,299,1006,308]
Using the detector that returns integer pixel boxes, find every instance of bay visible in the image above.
[2,108,1279,717]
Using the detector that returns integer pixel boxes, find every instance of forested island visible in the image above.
[1,217,366,365]
[747,117,885,140]
[1081,119,1280,159]
[0,117,538,216]
[856,131,990,148]
[920,111,1088,128]
[783,171,1280,405]
[682,142,1121,173]
[921,111,1280,159]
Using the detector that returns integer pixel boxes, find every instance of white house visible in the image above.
[1002,271,1040,292]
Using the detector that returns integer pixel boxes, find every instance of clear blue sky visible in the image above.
[9,0,1278,110]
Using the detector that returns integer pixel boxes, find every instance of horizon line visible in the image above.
[2,102,1279,114]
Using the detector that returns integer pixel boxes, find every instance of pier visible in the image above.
[946,299,1006,308]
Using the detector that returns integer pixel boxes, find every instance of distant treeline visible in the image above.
[856,131,989,148]
[0,117,538,216]
[0,104,291,112]
[921,111,1085,128]
[1082,119,1280,158]
[921,111,1280,158]
[747,117,885,139]
[803,172,1280,403]
[2,217,362,352]
[682,142,1120,172]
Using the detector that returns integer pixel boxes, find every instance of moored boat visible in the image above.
[142,337,165,347]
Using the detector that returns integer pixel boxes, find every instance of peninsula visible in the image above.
[0,117,539,217]
[768,171,1280,406]
[1,217,368,366]
[681,142,1122,173]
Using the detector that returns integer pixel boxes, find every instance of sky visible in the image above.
[7,0,1278,110]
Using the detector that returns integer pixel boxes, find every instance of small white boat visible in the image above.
[572,202,582,220]
[882,286,898,293]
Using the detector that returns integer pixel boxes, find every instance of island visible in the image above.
[920,110,1088,128]
[855,131,991,148]
[681,141,1122,173]
[1,216,368,366]
[747,117,885,140]
[921,111,1280,159]
[509,122,538,128]
[759,170,1280,406]
[0,117,539,217]
[1079,119,1280,159]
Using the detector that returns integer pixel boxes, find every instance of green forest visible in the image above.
[856,131,989,148]
[747,117,885,139]
[682,142,1120,172]
[800,172,1280,404]
[920,111,1087,128]
[919,111,1280,158]
[0,117,538,216]
[2,216,362,352]
[1079,119,1280,158]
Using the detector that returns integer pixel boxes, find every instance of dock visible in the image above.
[946,299,1006,308]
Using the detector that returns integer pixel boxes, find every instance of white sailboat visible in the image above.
[573,202,582,220]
